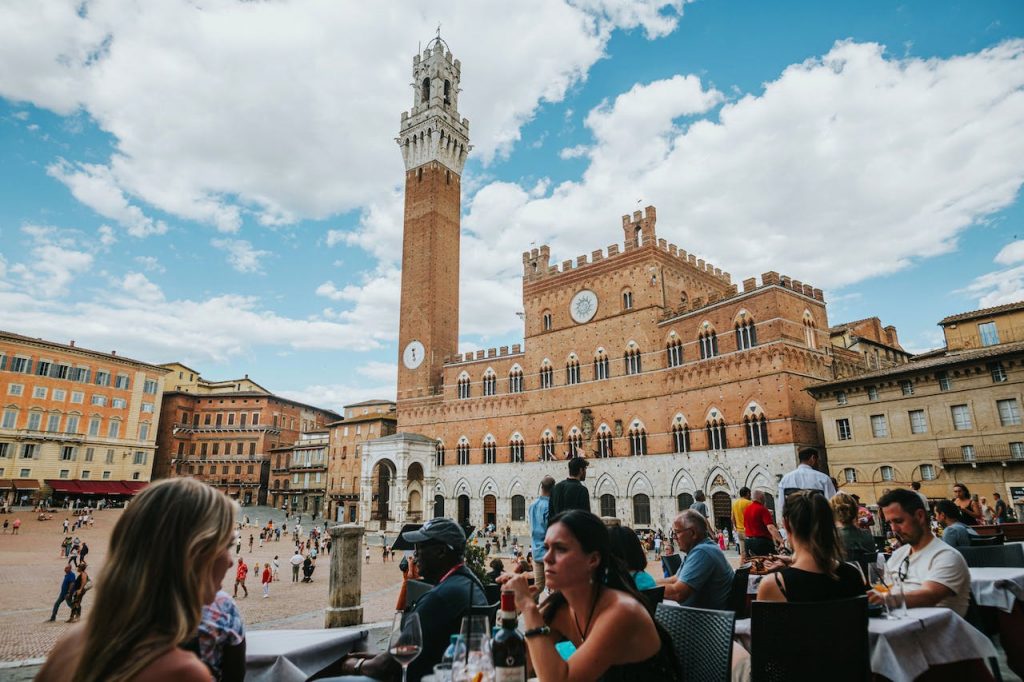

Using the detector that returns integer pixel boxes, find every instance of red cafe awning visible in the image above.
[77,481,114,495]
[46,480,84,494]
[11,478,40,490]
[120,481,149,495]
[0,479,12,490]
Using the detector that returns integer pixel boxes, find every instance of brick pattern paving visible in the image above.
[0,507,408,663]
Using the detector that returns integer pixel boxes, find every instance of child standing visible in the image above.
[262,563,272,598]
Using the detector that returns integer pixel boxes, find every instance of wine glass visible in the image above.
[868,563,893,620]
[458,615,493,679]
[389,611,422,682]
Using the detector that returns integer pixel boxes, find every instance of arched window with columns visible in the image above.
[482,370,496,396]
[593,350,610,380]
[745,413,769,447]
[699,324,719,359]
[624,344,642,375]
[457,372,471,399]
[666,335,683,367]
[456,438,470,465]
[566,356,580,385]
[735,311,757,350]
[540,432,555,461]
[629,423,647,456]
[482,436,496,464]
[435,441,445,467]
[706,413,727,450]
[508,366,524,393]
[509,434,525,463]
[596,426,614,458]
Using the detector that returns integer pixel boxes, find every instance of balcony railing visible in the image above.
[939,443,1024,465]
[172,423,280,435]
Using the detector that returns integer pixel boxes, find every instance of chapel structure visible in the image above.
[361,38,840,534]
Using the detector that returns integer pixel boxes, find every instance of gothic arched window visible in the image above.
[540,433,555,461]
[482,438,496,464]
[596,431,614,458]
[482,371,496,396]
[666,337,683,367]
[457,375,471,399]
[706,419,727,450]
[566,358,580,385]
[629,427,647,456]
[699,328,719,359]
[735,316,757,350]
[566,431,583,458]
[624,347,642,375]
[456,441,470,466]
[593,352,610,380]
[539,363,553,389]
[421,77,430,103]
[672,424,690,454]
[435,442,445,467]
[745,414,769,447]
[509,436,525,463]
[508,367,524,393]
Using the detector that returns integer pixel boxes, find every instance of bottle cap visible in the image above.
[500,590,516,612]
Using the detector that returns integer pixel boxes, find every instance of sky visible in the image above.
[1,0,1023,413]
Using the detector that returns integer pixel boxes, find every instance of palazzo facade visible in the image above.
[363,39,843,534]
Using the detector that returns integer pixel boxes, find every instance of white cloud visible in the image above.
[995,240,1024,265]
[0,0,685,234]
[434,39,1024,332]
[97,225,117,248]
[959,265,1024,308]
[315,266,402,342]
[325,229,346,247]
[7,225,93,297]
[357,361,398,383]
[211,238,270,274]
[278,380,397,415]
[559,144,590,159]
[46,160,169,237]
[134,255,164,273]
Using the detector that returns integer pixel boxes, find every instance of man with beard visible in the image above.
[869,488,969,616]
[332,518,487,681]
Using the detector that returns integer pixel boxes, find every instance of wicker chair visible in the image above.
[958,543,1024,568]
[655,602,735,682]
[729,565,751,618]
[751,596,869,682]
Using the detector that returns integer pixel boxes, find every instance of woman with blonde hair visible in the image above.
[830,492,875,557]
[37,477,237,682]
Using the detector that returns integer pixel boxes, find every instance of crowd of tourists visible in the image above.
[33,446,1016,682]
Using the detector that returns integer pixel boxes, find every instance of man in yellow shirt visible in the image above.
[732,487,752,559]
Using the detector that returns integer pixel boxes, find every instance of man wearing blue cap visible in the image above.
[332,518,487,681]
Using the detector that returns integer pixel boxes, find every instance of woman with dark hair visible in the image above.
[691,490,709,518]
[607,526,657,590]
[952,483,982,525]
[504,510,679,681]
[757,491,864,603]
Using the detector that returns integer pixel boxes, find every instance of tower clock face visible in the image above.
[569,290,599,324]
[403,340,425,369]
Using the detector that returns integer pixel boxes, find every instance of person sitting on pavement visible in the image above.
[36,477,237,682]
[331,518,488,681]
[934,499,980,548]
[869,488,970,616]
[658,510,734,608]
[758,491,865,602]
[743,490,784,557]
[608,525,657,590]
[830,492,876,557]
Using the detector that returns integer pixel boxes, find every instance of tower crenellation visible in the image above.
[397,38,472,174]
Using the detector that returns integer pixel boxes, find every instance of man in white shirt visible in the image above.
[869,488,970,616]
[777,448,837,516]
[289,550,304,583]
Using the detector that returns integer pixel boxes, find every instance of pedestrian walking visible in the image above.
[272,555,280,581]
[67,562,90,623]
[365,544,370,564]
[261,563,271,598]
[12,518,20,534]
[62,518,69,534]
[233,557,248,598]
[248,534,254,553]
[48,565,76,622]
[235,535,241,555]
[290,550,303,582]
[68,543,80,567]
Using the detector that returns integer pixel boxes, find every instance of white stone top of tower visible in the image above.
[396,37,472,174]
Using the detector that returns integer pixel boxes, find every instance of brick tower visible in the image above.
[396,37,471,402]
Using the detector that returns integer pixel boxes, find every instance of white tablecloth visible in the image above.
[734,607,996,682]
[245,627,369,682]
[970,566,1024,613]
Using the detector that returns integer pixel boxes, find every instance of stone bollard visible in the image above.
[325,524,364,628]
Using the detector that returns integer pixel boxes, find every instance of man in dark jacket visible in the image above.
[549,457,590,524]
[334,518,487,681]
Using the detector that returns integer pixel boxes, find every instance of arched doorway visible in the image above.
[371,459,395,530]
[711,491,732,534]
[677,492,694,511]
[434,494,445,519]
[483,494,497,528]
[408,489,422,521]
[457,495,470,526]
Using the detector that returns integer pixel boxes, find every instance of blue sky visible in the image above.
[0,0,1022,412]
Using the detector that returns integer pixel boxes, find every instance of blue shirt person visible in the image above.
[659,510,735,609]
[529,476,555,594]
[49,565,77,621]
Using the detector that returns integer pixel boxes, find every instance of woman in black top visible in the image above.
[757,491,864,603]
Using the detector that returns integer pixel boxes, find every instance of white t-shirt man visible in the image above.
[886,534,970,616]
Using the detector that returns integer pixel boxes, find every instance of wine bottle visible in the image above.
[492,591,526,681]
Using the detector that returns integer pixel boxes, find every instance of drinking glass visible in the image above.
[457,615,493,681]
[389,611,422,682]
[867,564,893,619]
[890,577,909,619]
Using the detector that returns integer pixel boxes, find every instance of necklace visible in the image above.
[573,585,602,642]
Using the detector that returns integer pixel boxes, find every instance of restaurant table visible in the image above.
[245,627,369,682]
[734,607,997,682]
[970,566,1024,612]
[970,566,1024,678]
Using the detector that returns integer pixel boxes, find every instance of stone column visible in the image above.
[325,524,365,628]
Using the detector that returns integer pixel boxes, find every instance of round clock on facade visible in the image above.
[402,340,425,369]
[569,289,599,324]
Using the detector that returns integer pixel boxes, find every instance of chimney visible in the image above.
[69,340,75,347]
[111,351,117,356]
